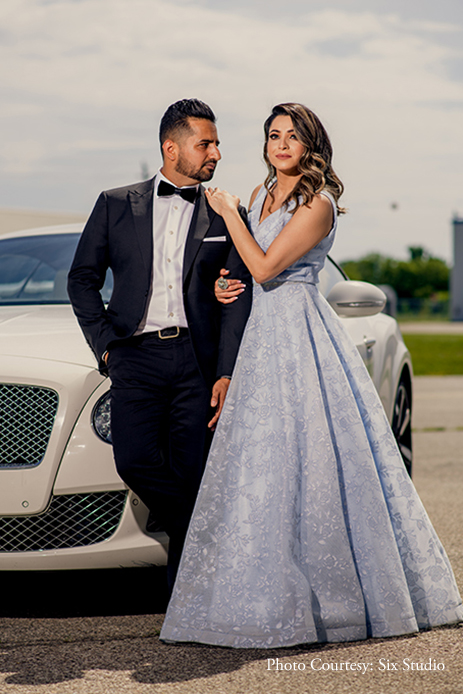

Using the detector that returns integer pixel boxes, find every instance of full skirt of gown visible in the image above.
[160,278,463,648]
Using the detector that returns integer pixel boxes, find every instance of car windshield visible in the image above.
[0,233,113,305]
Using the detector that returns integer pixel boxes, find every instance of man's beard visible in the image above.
[175,153,216,182]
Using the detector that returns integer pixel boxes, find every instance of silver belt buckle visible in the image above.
[158,326,180,339]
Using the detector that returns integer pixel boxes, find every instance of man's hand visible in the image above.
[208,377,231,430]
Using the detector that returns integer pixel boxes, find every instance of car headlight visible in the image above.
[92,392,112,444]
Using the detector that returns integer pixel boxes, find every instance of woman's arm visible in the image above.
[205,187,333,284]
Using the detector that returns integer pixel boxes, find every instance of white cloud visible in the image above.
[0,0,462,260]
[1,139,46,174]
[1,2,460,109]
[410,19,460,33]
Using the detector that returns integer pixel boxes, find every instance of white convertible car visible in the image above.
[0,224,413,571]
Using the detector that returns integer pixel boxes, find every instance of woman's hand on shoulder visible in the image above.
[205,187,240,217]
[214,268,246,304]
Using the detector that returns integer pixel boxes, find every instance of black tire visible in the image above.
[392,376,413,477]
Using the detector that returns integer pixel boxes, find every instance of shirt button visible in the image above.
[168,285,173,289]
[173,206,178,211]
[169,231,174,235]
[167,258,171,263]
[169,312,174,317]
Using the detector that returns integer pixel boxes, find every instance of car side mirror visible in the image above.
[327,280,387,317]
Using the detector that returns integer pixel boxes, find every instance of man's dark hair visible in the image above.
[159,99,216,148]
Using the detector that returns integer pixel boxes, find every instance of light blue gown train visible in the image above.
[160,186,463,648]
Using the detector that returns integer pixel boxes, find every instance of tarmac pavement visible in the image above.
[1,376,462,694]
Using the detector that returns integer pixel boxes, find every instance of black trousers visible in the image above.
[108,331,212,591]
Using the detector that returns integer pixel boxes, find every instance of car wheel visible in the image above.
[392,376,412,477]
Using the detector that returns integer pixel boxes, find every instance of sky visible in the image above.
[1,0,463,263]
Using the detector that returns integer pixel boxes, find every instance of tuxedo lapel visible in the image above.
[183,187,216,283]
[128,178,154,275]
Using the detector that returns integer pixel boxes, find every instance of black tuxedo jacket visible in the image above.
[67,177,252,387]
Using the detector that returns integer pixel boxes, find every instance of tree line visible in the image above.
[340,247,449,299]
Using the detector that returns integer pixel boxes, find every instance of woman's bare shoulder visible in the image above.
[248,183,264,211]
[300,192,333,218]
[302,191,332,210]
[290,192,333,236]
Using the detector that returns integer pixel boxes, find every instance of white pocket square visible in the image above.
[203,236,227,242]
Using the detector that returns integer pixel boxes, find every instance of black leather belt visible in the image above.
[129,327,189,346]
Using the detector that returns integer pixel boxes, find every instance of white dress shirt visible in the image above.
[137,171,198,334]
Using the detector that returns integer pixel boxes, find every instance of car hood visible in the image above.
[0,304,97,368]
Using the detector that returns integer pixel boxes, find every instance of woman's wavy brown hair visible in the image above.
[263,103,346,215]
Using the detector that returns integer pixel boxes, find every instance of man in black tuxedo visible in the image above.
[68,99,252,589]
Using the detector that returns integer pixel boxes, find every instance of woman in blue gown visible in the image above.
[160,103,463,648]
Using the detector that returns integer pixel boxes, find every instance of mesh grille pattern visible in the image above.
[0,491,127,552]
[0,384,59,468]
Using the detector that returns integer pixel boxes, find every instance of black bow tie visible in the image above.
[157,179,198,204]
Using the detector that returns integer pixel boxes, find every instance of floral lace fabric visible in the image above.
[160,187,463,648]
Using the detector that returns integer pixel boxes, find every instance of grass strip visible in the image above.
[401,333,463,375]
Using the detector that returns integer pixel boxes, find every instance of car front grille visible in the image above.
[0,491,127,552]
[0,384,59,468]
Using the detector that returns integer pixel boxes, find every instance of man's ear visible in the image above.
[162,139,178,163]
